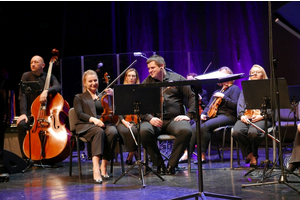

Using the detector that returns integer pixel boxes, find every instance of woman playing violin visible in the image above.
[73,70,118,183]
[232,64,272,167]
[117,68,140,164]
[197,66,241,163]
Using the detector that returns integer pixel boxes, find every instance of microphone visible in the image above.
[97,62,103,68]
[134,52,143,57]
[133,52,149,60]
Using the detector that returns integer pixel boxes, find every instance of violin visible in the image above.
[244,109,261,119]
[100,72,119,124]
[207,85,228,118]
[124,115,138,124]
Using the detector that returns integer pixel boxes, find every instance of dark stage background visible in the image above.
[1,1,300,114]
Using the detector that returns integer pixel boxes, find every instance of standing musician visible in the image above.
[139,54,196,175]
[179,72,209,163]
[117,68,140,165]
[73,70,118,184]
[17,55,61,162]
[232,65,272,167]
[197,66,241,163]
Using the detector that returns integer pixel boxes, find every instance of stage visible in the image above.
[0,147,299,200]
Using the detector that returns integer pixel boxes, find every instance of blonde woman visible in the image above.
[232,64,272,167]
[73,70,118,183]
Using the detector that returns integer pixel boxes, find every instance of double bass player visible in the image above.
[17,55,61,163]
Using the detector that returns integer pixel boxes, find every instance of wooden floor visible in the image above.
[1,147,300,200]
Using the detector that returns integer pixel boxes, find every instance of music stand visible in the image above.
[19,80,41,172]
[288,85,300,130]
[113,84,164,187]
[241,78,300,192]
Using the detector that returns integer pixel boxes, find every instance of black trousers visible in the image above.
[17,119,32,159]
[117,123,138,152]
[139,119,192,167]
[81,124,118,161]
[232,119,272,158]
[192,114,236,153]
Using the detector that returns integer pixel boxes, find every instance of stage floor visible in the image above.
[1,147,300,200]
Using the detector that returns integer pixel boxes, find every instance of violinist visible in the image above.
[17,55,61,162]
[197,66,241,163]
[179,72,209,163]
[117,68,140,165]
[232,65,271,167]
[73,70,118,183]
[139,55,196,175]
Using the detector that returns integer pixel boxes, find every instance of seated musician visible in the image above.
[17,55,61,162]
[179,72,209,163]
[117,68,140,165]
[73,70,118,184]
[197,66,241,163]
[287,123,300,172]
[232,64,272,167]
[139,55,196,175]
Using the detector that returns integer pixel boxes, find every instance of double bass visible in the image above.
[23,49,71,164]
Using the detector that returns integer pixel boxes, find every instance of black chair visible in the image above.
[68,107,124,180]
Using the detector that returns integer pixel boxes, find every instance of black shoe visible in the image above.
[157,163,166,175]
[94,179,102,184]
[166,164,176,175]
[245,158,251,164]
[287,162,300,171]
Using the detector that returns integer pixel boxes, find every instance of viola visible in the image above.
[23,49,71,164]
[100,72,119,124]
[244,109,261,119]
[207,85,228,118]
[124,115,138,124]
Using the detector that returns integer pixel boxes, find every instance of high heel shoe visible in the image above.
[249,155,259,168]
[94,179,102,184]
[125,152,133,165]
[288,162,300,172]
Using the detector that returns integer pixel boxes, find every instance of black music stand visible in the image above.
[113,84,164,187]
[241,78,300,192]
[19,81,41,172]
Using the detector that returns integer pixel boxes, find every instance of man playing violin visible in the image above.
[232,64,272,167]
[17,55,61,162]
[197,66,241,163]
[139,54,196,175]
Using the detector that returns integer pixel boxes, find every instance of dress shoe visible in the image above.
[245,158,251,164]
[156,163,166,175]
[288,162,300,172]
[166,164,176,175]
[94,179,102,184]
[178,159,188,163]
[194,159,207,164]
[249,163,257,168]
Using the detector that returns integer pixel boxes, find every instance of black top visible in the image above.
[18,71,61,116]
[141,71,196,121]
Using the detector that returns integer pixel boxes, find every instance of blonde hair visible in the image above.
[124,68,140,84]
[249,64,268,80]
[82,70,98,92]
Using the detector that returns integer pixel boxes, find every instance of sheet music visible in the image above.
[194,71,244,80]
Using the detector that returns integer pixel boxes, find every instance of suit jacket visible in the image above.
[73,90,103,135]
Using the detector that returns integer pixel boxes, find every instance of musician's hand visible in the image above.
[122,119,132,128]
[199,94,202,100]
[90,117,105,127]
[39,90,48,104]
[251,115,264,123]
[17,114,28,125]
[150,117,163,128]
[105,88,114,96]
[200,114,207,121]
[174,115,190,121]
[213,92,224,98]
[241,115,249,124]
[298,123,300,132]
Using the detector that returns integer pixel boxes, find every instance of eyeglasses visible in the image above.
[127,75,136,78]
[250,71,262,75]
